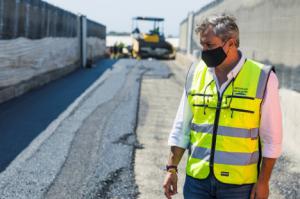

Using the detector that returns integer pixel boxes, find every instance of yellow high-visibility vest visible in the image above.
[186,59,274,185]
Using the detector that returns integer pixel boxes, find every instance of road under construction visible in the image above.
[0,58,298,198]
[0,0,299,198]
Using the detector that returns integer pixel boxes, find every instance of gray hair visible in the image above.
[195,14,240,47]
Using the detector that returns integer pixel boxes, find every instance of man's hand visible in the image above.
[250,157,276,199]
[250,180,269,199]
[163,172,178,199]
[163,146,185,199]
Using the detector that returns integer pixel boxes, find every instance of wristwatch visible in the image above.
[165,165,178,174]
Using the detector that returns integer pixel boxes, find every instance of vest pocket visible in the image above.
[190,93,214,105]
[230,108,254,118]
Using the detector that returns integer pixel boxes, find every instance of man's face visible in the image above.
[199,26,225,51]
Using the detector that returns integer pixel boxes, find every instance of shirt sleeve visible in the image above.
[168,89,192,149]
[260,71,283,158]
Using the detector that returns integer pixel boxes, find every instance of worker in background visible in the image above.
[117,42,125,58]
[163,14,282,199]
[111,42,118,59]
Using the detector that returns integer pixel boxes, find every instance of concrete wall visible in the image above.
[0,38,79,87]
[0,0,106,104]
[179,19,188,52]
[180,0,300,91]
[178,0,300,158]
[86,19,106,61]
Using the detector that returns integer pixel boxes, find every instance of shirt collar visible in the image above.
[208,50,245,79]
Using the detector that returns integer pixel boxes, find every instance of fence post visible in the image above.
[187,12,194,55]
[24,1,30,38]
[79,15,87,68]
[14,0,20,38]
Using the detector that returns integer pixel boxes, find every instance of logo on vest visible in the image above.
[233,87,248,96]
[221,171,230,177]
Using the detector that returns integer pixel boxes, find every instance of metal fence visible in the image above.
[0,0,105,40]
[87,19,105,39]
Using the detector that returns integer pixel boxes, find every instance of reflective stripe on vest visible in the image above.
[190,123,259,139]
[186,59,274,185]
[189,145,259,165]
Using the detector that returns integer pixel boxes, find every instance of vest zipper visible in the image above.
[209,92,221,169]
[209,78,235,172]
[208,59,247,173]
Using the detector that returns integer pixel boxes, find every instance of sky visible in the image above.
[44,0,213,36]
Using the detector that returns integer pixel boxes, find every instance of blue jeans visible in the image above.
[183,173,254,199]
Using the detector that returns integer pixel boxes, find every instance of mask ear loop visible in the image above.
[203,79,214,115]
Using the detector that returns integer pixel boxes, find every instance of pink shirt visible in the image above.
[168,52,283,158]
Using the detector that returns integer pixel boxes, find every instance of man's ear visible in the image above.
[228,38,235,47]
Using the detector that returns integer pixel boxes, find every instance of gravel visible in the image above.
[270,154,300,199]
[0,59,171,199]
[0,58,298,199]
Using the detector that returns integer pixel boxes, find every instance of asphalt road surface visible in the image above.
[0,59,116,172]
[0,58,298,199]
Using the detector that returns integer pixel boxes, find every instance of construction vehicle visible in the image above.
[131,17,175,59]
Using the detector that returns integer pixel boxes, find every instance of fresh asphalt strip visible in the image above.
[0,59,116,172]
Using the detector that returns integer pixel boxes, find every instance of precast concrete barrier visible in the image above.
[0,0,106,104]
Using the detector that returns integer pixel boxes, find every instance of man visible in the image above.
[163,14,282,199]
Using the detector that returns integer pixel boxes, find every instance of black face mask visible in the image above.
[201,43,227,68]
